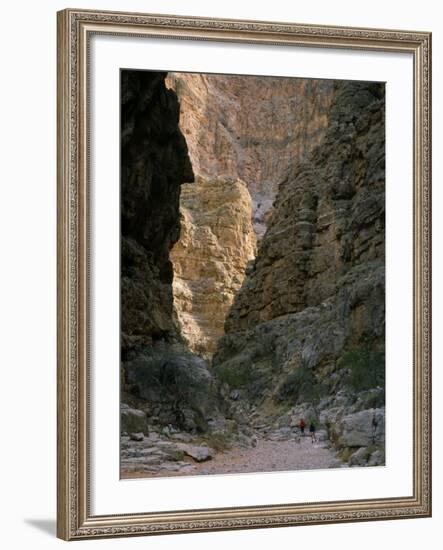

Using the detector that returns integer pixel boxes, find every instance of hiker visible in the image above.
[309,421,317,443]
[299,418,306,436]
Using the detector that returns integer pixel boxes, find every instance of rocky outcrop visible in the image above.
[224,80,385,332]
[121,70,194,353]
[120,70,231,442]
[178,443,214,462]
[166,73,334,238]
[120,72,386,474]
[331,408,385,448]
[213,81,386,465]
[121,404,150,435]
[123,347,221,432]
[170,176,256,357]
[165,73,334,356]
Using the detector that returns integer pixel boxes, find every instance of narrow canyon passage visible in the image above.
[167,73,334,358]
[121,70,386,479]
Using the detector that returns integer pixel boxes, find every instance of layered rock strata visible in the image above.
[170,176,257,357]
[120,70,229,441]
[213,80,386,465]
[166,73,335,238]
[166,73,335,357]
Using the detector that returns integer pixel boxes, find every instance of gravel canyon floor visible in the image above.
[121,436,342,479]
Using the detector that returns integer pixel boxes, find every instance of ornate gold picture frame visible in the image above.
[57,8,431,540]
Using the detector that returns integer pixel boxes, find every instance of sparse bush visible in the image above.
[337,349,385,392]
[190,407,208,433]
[202,432,233,452]
[124,350,214,416]
[276,361,327,404]
[214,363,253,389]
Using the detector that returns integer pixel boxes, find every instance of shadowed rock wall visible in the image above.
[213,80,386,464]
[121,70,194,354]
[120,71,233,447]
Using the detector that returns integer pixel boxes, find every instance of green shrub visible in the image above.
[276,361,327,404]
[202,432,233,452]
[337,349,385,392]
[338,447,357,463]
[214,363,252,389]
[125,350,212,407]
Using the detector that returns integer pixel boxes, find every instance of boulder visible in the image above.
[178,444,214,462]
[335,408,385,448]
[121,404,149,435]
[348,447,370,466]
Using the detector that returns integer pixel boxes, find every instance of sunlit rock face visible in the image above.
[166,73,334,356]
[166,73,334,238]
[170,176,256,358]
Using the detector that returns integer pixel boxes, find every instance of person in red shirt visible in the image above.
[299,419,306,436]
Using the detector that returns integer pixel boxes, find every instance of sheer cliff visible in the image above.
[166,73,335,357]
[170,176,256,358]
[120,71,227,440]
[167,73,335,238]
[213,80,386,464]
[121,70,193,353]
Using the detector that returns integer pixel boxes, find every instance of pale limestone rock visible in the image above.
[166,73,334,238]
[171,176,256,357]
[178,444,214,462]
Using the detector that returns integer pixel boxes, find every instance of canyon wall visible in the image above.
[167,73,335,357]
[121,70,193,353]
[120,72,386,472]
[170,176,256,358]
[213,80,386,464]
[166,73,334,237]
[224,80,385,333]
[120,71,226,440]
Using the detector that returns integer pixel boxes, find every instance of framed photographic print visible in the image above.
[57,8,431,540]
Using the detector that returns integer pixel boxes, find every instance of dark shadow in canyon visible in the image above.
[120,71,386,479]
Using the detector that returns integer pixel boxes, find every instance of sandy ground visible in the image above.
[121,435,341,479]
